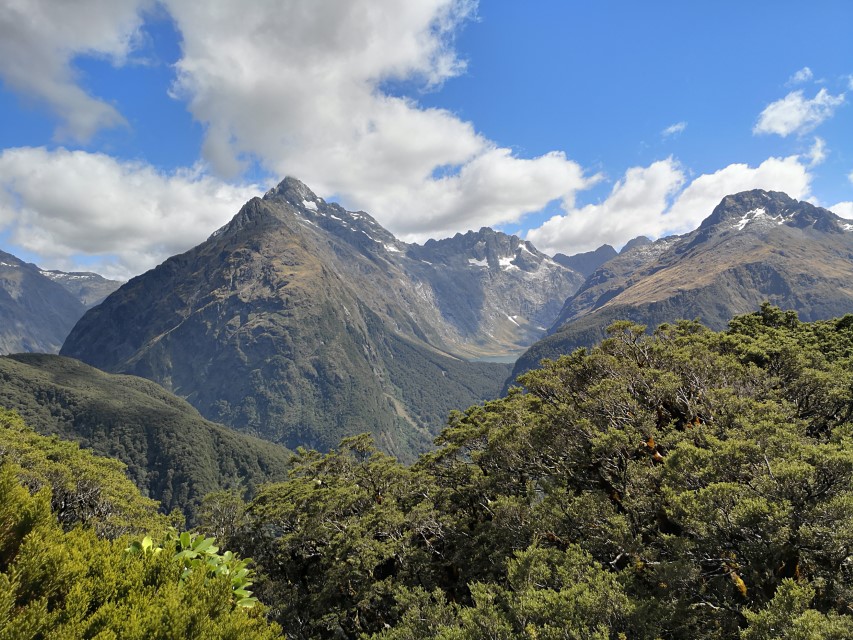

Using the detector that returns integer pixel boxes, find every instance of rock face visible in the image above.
[0,250,86,354]
[408,227,584,356]
[62,177,582,458]
[511,190,853,381]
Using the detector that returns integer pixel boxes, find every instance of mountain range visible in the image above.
[4,182,853,462]
[61,177,583,458]
[512,189,853,379]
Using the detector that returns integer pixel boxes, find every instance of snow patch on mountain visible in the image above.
[735,208,766,231]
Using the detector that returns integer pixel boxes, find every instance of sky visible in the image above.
[1,1,852,280]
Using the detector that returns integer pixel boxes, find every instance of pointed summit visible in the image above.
[264,176,321,208]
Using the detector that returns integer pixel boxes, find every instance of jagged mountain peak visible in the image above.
[512,188,853,385]
[0,249,85,354]
[263,175,320,206]
[553,244,618,278]
[413,226,560,273]
[696,189,848,236]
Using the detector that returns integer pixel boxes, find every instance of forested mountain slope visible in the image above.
[0,353,291,519]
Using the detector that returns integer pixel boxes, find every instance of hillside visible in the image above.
[61,177,582,457]
[512,190,853,380]
[0,353,291,519]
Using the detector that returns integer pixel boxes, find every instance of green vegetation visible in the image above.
[0,354,291,521]
[0,411,282,639]
[203,305,853,639]
[7,304,853,637]
[125,529,259,609]
[0,409,168,536]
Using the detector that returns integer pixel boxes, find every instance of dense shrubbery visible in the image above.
[0,409,169,537]
[0,411,282,639]
[201,306,853,639]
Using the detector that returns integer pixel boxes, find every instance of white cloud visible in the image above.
[661,122,687,138]
[0,147,259,279]
[754,88,845,137]
[0,0,150,141]
[849,170,853,185]
[787,66,813,86]
[526,155,813,256]
[807,137,827,166]
[830,202,853,219]
[161,0,591,237]
[526,158,686,255]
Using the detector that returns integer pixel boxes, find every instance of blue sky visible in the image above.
[0,1,851,278]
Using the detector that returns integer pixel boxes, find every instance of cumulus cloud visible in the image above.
[0,147,259,279]
[661,122,687,138]
[161,0,592,236]
[0,0,150,141]
[787,66,813,86]
[830,202,853,219]
[754,88,845,137]
[526,155,813,256]
[526,158,686,255]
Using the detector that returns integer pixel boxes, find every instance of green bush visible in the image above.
[0,463,282,639]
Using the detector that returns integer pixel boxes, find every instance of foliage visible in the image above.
[0,462,282,639]
[0,408,168,537]
[126,529,259,608]
[219,306,853,639]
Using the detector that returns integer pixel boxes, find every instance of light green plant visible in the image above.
[126,529,258,608]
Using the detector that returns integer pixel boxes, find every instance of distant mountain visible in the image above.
[408,227,585,354]
[619,235,652,253]
[39,269,122,307]
[512,190,853,380]
[0,250,85,354]
[553,244,618,277]
[0,353,291,519]
[62,177,583,457]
